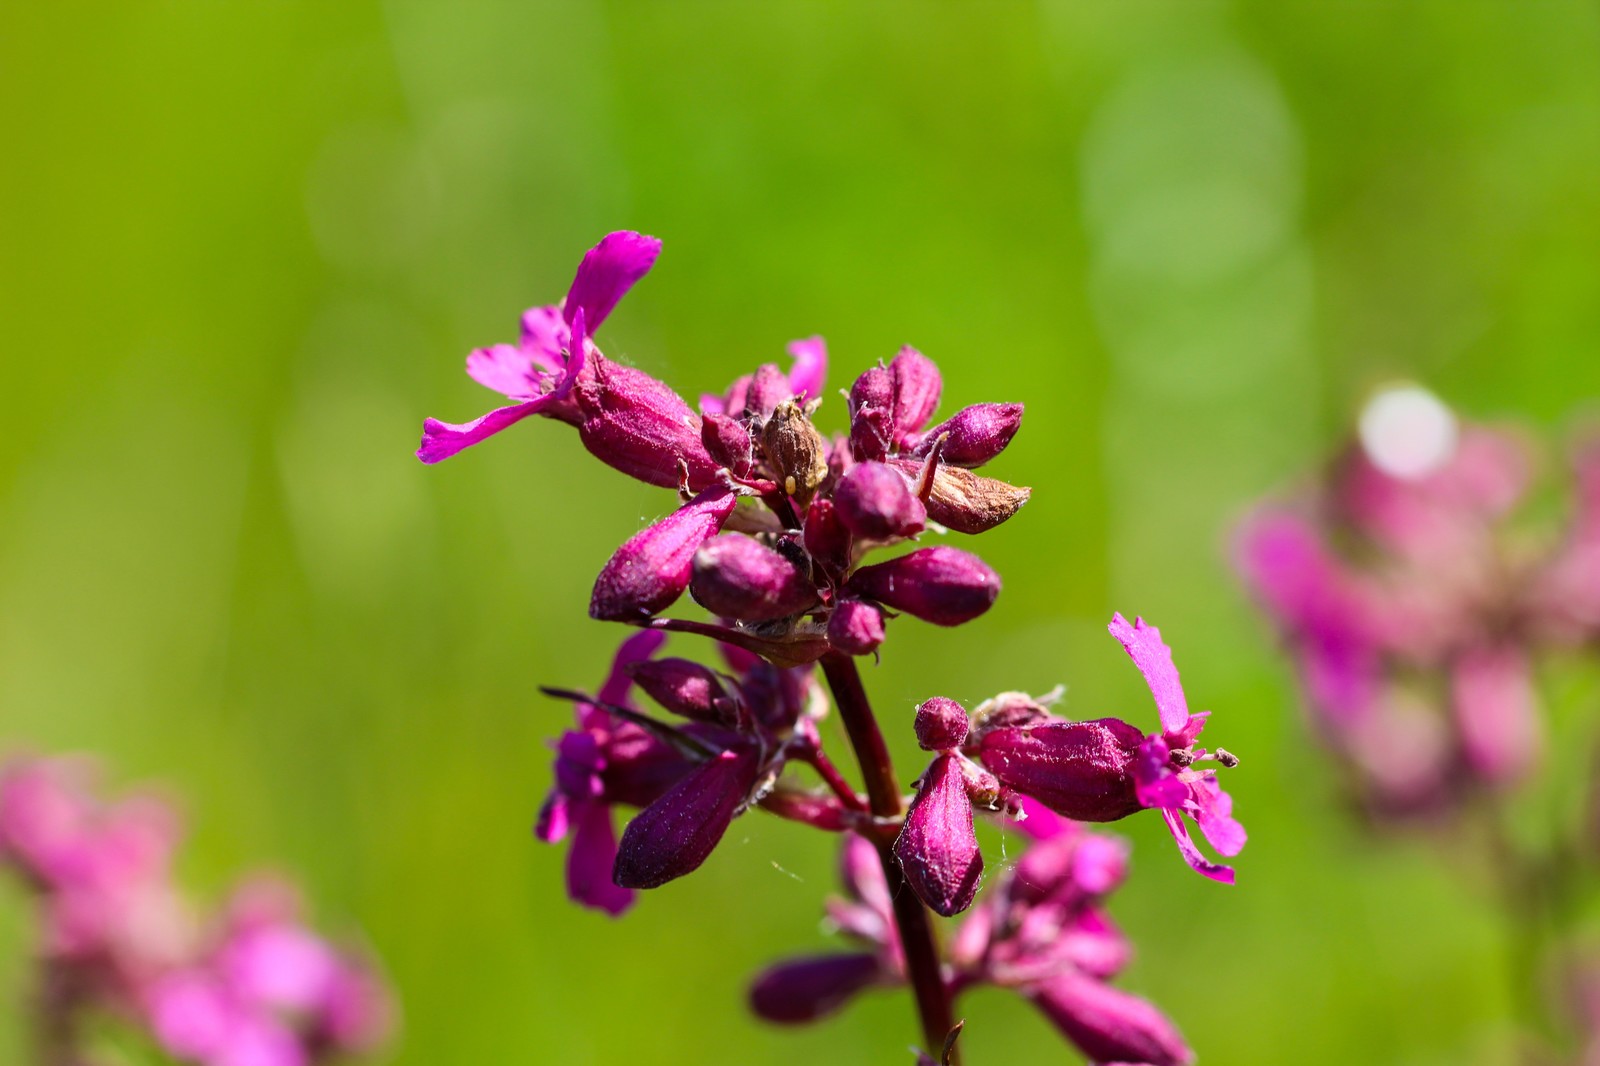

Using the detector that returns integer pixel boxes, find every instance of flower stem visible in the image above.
[820,652,961,1064]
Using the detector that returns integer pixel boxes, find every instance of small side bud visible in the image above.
[627,658,731,723]
[689,535,819,622]
[762,400,830,504]
[1027,972,1194,1066]
[833,461,927,541]
[590,488,738,621]
[701,412,757,478]
[888,347,943,446]
[894,753,982,917]
[846,546,1000,627]
[827,599,886,656]
[914,403,1024,468]
[748,952,882,1025]
[613,747,760,889]
[914,698,970,751]
[848,365,893,461]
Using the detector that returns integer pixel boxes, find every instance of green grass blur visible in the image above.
[3,2,1599,1063]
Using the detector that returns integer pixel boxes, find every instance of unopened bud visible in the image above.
[576,356,720,490]
[743,363,793,422]
[914,403,1024,468]
[894,753,982,917]
[848,365,893,461]
[627,658,731,723]
[762,400,829,504]
[701,412,757,478]
[834,462,927,541]
[802,496,852,577]
[976,718,1145,822]
[846,546,1000,626]
[590,488,738,621]
[914,697,970,751]
[888,347,942,446]
[827,599,886,656]
[689,534,819,622]
[613,746,761,889]
[1028,972,1194,1066]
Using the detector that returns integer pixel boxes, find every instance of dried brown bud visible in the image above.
[762,400,829,504]
[894,460,1031,534]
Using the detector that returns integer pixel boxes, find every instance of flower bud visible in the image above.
[888,347,942,445]
[914,403,1024,468]
[803,497,852,577]
[847,546,1000,626]
[892,459,1031,534]
[976,719,1145,822]
[1451,644,1542,786]
[827,599,886,656]
[590,488,738,621]
[834,462,927,541]
[743,363,793,422]
[576,356,720,489]
[848,365,893,461]
[762,400,830,504]
[627,658,731,723]
[1027,973,1194,1066]
[701,412,757,478]
[914,698,970,751]
[689,535,819,622]
[894,754,982,917]
[970,692,1053,738]
[748,952,881,1025]
[613,746,760,889]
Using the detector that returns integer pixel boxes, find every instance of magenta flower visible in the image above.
[973,615,1244,883]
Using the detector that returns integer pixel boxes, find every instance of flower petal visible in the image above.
[567,800,634,916]
[786,336,828,404]
[465,343,542,399]
[563,230,662,330]
[1108,613,1190,736]
[1028,971,1194,1066]
[416,398,552,464]
[1160,808,1234,885]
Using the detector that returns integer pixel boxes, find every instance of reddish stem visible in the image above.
[820,652,960,1063]
[796,747,870,813]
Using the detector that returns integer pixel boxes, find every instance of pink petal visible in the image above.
[465,343,543,399]
[416,398,551,464]
[519,304,568,373]
[563,231,662,330]
[1160,808,1234,885]
[1108,613,1191,736]
[786,336,828,404]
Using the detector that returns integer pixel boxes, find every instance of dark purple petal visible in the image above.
[627,658,730,722]
[834,462,927,541]
[1028,972,1194,1066]
[613,747,761,889]
[594,630,667,711]
[689,535,819,622]
[563,231,661,331]
[888,347,942,444]
[576,355,720,489]
[533,791,570,844]
[977,719,1144,822]
[590,488,738,622]
[566,801,634,916]
[748,952,881,1025]
[914,698,970,752]
[786,336,828,404]
[847,546,1000,626]
[893,754,982,917]
[914,403,1024,468]
[1108,613,1190,737]
[827,599,886,656]
[1160,808,1234,884]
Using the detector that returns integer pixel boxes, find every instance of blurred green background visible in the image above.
[3,2,1600,1063]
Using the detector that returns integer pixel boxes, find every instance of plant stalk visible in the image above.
[820,652,960,1064]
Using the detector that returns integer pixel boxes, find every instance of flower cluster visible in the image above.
[1235,384,1600,816]
[0,756,391,1066]
[420,231,1242,1060]
[753,807,1193,1066]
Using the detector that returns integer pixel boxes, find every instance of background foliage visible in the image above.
[3,3,1599,1063]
